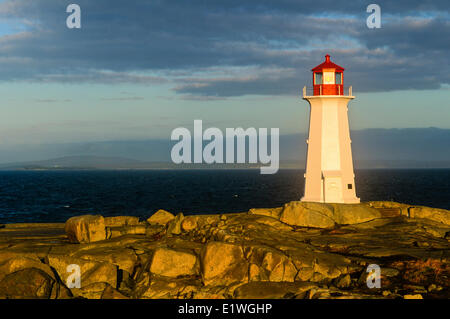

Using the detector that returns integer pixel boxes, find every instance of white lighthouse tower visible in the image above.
[301,54,359,203]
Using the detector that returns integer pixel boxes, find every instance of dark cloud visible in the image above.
[0,0,448,96]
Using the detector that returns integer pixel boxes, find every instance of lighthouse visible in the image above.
[301,54,359,203]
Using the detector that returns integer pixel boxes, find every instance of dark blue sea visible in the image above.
[0,169,449,224]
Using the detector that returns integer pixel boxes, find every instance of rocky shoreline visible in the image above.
[0,201,449,299]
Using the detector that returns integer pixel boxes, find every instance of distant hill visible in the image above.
[280,127,450,168]
[0,156,264,170]
[0,156,145,170]
[0,127,449,169]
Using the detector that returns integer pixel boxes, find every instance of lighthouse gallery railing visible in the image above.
[302,85,353,97]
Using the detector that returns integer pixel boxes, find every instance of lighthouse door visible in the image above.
[322,172,343,203]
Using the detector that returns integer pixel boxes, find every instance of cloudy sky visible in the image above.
[0,0,449,144]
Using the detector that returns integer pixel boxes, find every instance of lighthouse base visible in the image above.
[301,171,360,203]
[300,196,360,204]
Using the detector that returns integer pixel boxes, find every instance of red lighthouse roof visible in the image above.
[312,54,344,72]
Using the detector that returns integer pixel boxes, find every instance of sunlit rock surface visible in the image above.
[65,215,106,243]
[0,201,448,299]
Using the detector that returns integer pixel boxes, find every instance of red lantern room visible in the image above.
[312,54,344,96]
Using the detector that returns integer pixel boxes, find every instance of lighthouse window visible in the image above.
[315,73,323,85]
[347,184,352,189]
[336,73,342,84]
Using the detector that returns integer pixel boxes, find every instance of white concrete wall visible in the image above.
[302,95,359,204]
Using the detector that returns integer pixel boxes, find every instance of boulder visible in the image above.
[101,285,129,299]
[248,207,283,219]
[330,203,382,225]
[104,216,140,227]
[280,201,335,228]
[422,223,450,238]
[408,206,450,226]
[65,215,106,243]
[251,215,293,231]
[263,252,297,282]
[201,241,248,286]
[234,281,317,299]
[312,252,351,280]
[147,210,175,226]
[368,201,410,216]
[49,281,73,299]
[245,245,297,282]
[140,276,200,299]
[248,263,264,281]
[47,255,117,288]
[295,267,315,281]
[299,202,335,217]
[72,282,109,299]
[72,247,138,274]
[380,267,400,278]
[369,201,450,226]
[81,262,118,288]
[181,216,199,232]
[167,213,184,235]
[150,247,199,278]
[0,268,55,299]
[196,215,222,228]
[106,225,146,239]
[192,285,228,299]
[0,256,55,282]
[279,201,382,228]
[145,224,165,237]
[283,246,317,271]
[334,274,352,288]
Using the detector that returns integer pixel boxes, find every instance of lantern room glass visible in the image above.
[335,72,342,84]
[315,73,323,85]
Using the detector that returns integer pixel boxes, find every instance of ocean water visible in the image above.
[0,169,449,224]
